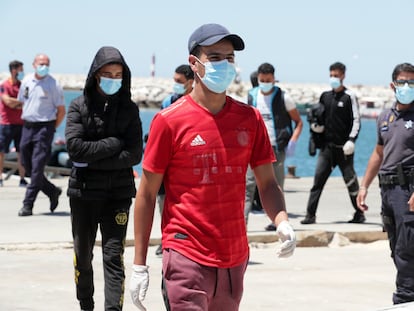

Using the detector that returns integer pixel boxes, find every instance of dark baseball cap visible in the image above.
[188,23,245,54]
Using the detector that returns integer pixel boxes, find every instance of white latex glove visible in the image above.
[286,140,296,157]
[310,123,325,133]
[275,220,296,258]
[129,265,149,311]
[342,140,355,155]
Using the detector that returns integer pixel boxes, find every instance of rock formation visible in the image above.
[0,72,395,110]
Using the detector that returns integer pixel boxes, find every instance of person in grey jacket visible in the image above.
[65,46,143,311]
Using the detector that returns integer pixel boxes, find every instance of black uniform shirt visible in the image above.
[378,103,414,174]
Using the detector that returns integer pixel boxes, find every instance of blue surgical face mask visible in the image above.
[395,83,414,105]
[173,82,186,95]
[329,77,341,89]
[36,65,49,77]
[196,58,236,93]
[259,82,274,93]
[99,77,122,95]
[16,71,25,81]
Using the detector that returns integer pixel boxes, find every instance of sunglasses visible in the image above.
[393,80,414,88]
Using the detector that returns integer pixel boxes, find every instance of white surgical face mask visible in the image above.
[173,82,186,95]
[258,82,274,93]
[36,65,49,77]
[99,77,122,95]
[16,71,25,81]
[195,57,236,93]
[395,83,414,105]
[329,77,341,89]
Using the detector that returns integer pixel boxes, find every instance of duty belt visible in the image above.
[24,120,55,128]
[378,172,414,186]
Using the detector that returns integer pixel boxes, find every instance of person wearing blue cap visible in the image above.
[129,23,296,310]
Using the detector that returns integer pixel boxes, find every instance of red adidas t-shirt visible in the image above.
[0,78,23,125]
[144,95,275,268]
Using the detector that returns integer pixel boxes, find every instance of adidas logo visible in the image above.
[190,134,206,146]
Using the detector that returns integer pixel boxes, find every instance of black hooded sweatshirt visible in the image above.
[65,46,143,199]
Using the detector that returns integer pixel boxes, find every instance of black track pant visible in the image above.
[70,197,131,311]
[306,144,359,216]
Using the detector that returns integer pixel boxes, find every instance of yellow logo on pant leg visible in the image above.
[73,253,80,284]
[115,212,128,225]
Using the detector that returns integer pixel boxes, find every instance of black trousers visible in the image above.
[70,197,131,311]
[20,122,57,207]
[306,144,359,216]
[381,185,414,304]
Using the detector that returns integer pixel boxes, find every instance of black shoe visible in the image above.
[18,205,33,216]
[348,212,366,223]
[0,179,3,187]
[19,178,28,187]
[50,187,62,212]
[155,244,163,256]
[300,215,316,224]
[264,223,277,231]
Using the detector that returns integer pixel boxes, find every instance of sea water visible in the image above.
[60,90,377,177]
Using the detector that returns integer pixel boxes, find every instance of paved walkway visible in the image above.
[0,174,386,247]
[0,174,408,310]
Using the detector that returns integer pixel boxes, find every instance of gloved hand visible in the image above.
[275,220,296,258]
[342,140,355,155]
[310,123,325,133]
[129,264,149,311]
[286,140,296,157]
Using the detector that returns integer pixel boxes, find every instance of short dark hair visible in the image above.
[250,70,258,87]
[175,64,194,80]
[190,45,202,58]
[9,60,23,72]
[392,63,414,81]
[257,63,275,75]
[329,62,346,73]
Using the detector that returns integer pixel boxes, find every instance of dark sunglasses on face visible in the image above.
[394,80,414,88]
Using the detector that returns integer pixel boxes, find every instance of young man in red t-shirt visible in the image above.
[0,60,27,187]
[130,23,296,311]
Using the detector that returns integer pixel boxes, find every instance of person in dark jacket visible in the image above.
[301,62,362,224]
[65,46,143,311]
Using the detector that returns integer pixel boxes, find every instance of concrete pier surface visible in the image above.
[0,175,409,310]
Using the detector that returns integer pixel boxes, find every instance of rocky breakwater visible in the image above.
[0,73,395,110]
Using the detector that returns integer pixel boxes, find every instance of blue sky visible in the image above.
[2,0,413,86]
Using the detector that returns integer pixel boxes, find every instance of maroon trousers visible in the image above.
[162,248,248,311]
